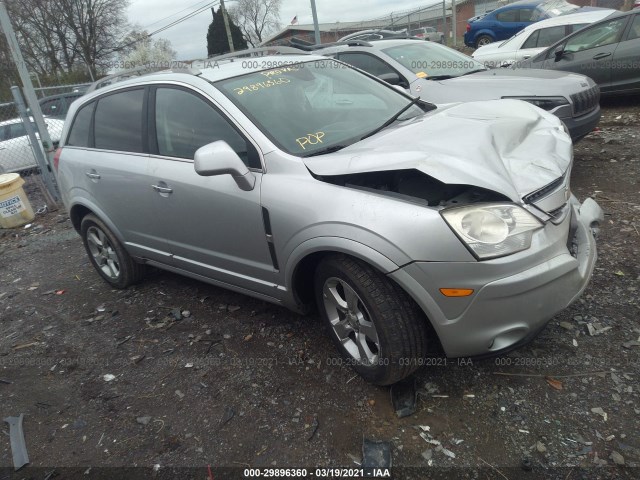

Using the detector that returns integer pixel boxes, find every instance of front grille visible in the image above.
[570,85,600,117]
[524,176,564,204]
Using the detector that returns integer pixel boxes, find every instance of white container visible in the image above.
[0,173,35,228]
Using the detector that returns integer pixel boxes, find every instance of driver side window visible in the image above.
[563,18,627,53]
[153,87,260,168]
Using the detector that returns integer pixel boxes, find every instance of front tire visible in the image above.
[80,214,144,289]
[315,254,428,385]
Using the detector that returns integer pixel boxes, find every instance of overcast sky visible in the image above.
[127,0,431,60]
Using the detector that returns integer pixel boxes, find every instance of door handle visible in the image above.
[335,100,353,105]
[592,52,611,60]
[522,54,531,59]
[152,184,173,194]
[85,172,101,179]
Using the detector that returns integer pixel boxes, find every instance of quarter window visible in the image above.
[153,87,258,167]
[94,89,144,152]
[67,102,94,147]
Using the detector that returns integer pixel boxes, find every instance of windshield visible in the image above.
[382,42,486,78]
[499,28,527,48]
[215,59,425,157]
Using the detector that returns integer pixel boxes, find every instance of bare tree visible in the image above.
[230,0,282,47]
[5,0,130,79]
[57,0,131,77]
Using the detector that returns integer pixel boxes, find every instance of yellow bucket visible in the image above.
[0,173,35,229]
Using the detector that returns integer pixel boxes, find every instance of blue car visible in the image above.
[465,0,547,48]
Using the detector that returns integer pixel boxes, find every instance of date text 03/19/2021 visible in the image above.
[242,468,391,478]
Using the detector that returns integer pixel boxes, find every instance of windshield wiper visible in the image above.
[460,69,487,76]
[361,97,421,140]
[426,75,455,80]
[303,144,348,157]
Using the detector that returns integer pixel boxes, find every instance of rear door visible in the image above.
[63,88,169,261]
[148,85,276,295]
[495,9,520,39]
[608,13,640,93]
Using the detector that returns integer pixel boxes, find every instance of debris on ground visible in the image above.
[390,378,417,418]
[591,407,608,421]
[219,406,235,427]
[3,414,29,471]
[610,451,625,465]
[102,374,116,382]
[361,438,392,468]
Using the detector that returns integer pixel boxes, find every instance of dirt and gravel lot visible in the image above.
[1,98,639,479]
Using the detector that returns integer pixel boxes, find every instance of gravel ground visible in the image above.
[0,99,638,479]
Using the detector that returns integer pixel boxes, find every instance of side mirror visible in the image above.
[194,141,256,191]
[554,45,565,62]
[378,72,403,86]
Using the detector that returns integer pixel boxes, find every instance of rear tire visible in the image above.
[315,254,428,385]
[475,35,493,48]
[80,214,144,289]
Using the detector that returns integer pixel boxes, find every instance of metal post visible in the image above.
[452,0,457,46]
[442,0,448,45]
[0,2,55,168]
[11,86,59,209]
[219,0,235,53]
[310,0,321,44]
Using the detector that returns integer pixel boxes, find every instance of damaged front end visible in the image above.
[302,99,603,357]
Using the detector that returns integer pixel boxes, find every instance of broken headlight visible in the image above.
[502,96,569,111]
[441,204,544,260]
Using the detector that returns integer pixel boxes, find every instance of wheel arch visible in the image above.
[68,200,124,244]
[286,237,399,312]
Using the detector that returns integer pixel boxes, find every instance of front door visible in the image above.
[148,85,276,295]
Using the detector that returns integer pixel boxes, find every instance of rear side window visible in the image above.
[496,10,518,22]
[536,26,567,48]
[628,15,640,41]
[67,102,94,147]
[94,89,144,152]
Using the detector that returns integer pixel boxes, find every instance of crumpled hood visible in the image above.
[304,99,572,202]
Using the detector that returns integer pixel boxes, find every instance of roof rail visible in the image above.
[291,39,374,51]
[208,46,309,61]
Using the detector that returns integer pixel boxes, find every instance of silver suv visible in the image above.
[56,54,603,385]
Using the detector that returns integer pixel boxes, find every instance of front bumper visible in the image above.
[562,105,601,143]
[389,196,603,358]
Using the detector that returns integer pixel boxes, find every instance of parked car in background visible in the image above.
[38,92,83,119]
[465,0,547,48]
[635,0,640,9]
[464,0,585,48]
[315,39,601,141]
[0,117,64,173]
[409,26,445,43]
[338,29,408,42]
[56,53,602,385]
[517,10,640,96]
[473,9,616,67]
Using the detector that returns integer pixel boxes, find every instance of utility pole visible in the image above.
[452,0,457,46]
[310,0,321,44]
[442,0,447,45]
[219,0,235,52]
